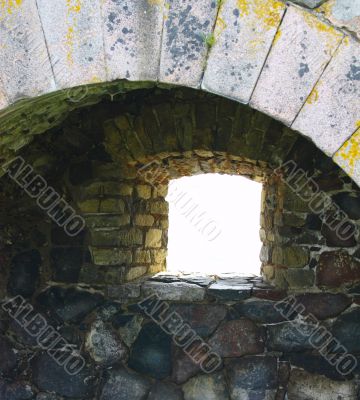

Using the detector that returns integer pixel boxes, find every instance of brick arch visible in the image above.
[0,0,360,185]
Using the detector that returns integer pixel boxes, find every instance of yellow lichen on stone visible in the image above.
[306,87,319,105]
[237,0,249,17]
[273,28,282,46]
[315,0,334,18]
[0,0,22,15]
[148,0,162,5]
[343,36,350,46]
[65,26,75,64]
[66,0,81,13]
[303,9,339,37]
[336,128,360,175]
[65,0,82,65]
[238,0,284,29]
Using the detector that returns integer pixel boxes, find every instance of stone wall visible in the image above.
[1,272,360,399]
[0,88,360,398]
[1,87,360,291]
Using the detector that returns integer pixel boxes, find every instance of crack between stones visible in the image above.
[248,6,289,105]
[198,0,225,90]
[290,34,345,130]
[34,0,57,90]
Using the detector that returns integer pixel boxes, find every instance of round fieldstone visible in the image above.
[226,356,278,398]
[294,293,351,319]
[169,304,226,337]
[209,319,265,357]
[333,193,360,220]
[32,353,96,398]
[287,369,358,400]
[128,322,172,379]
[330,308,360,353]
[230,299,287,324]
[148,382,183,400]
[321,222,356,247]
[317,251,360,287]
[267,322,315,352]
[171,346,201,385]
[86,320,128,366]
[182,371,230,400]
[100,368,151,400]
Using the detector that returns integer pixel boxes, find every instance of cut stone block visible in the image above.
[102,0,164,81]
[0,0,56,102]
[142,281,205,301]
[251,5,343,126]
[334,128,360,188]
[317,0,360,40]
[37,0,106,89]
[202,0,286,104]
[292,37,360,156]
[160,0,218,87]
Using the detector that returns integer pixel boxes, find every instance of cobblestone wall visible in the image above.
[0,88,360,398]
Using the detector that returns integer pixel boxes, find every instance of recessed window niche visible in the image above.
[166,173,263,276]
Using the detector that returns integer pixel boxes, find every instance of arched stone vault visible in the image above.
[1,0,360,185]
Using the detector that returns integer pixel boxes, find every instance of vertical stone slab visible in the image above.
[250,5,343,126]
[37,0,106,89]
[334,128,360,188]
[292,37,360,156]
[102,0,164,82]
[159,0,219,88]
[202,0,286,104]
[0,0,56,102]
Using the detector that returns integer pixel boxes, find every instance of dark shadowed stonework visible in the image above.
[0,87,359,399]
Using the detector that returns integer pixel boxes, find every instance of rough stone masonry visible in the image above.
[0,0,360,399]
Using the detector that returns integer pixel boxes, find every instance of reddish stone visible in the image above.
[209,319,265,358]
[321,222,356,247]
[169,304,226,337]
[316,251,360,288]
[171,346,201,385]
[294,293,351,319]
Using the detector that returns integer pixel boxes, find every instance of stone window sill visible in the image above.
[107,272,286,303]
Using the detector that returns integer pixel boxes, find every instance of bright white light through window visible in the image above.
[166,174,263,275]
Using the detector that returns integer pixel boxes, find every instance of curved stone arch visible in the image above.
[0,0,360,185]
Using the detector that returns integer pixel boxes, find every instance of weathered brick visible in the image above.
[91,229,143,247]
[136,185,152,199]
[91,248,132,266]
[135,214,155,227]
[85,215,130,228]
[145,229,162,248]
